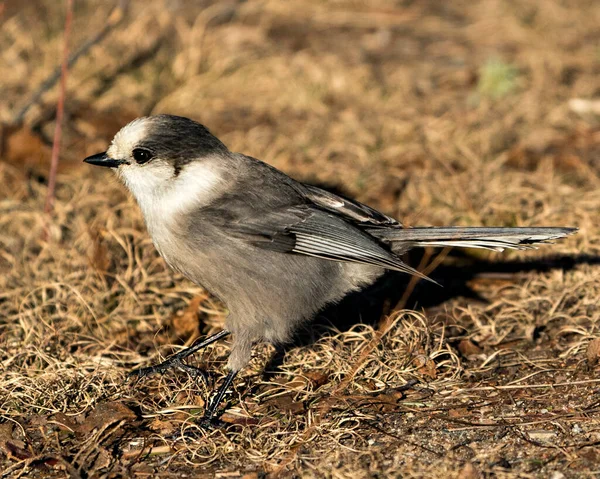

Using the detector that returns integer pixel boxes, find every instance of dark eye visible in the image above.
[132,148,153,164]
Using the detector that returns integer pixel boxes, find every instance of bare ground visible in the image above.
[1,1,599,477]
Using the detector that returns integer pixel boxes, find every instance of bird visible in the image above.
[84,114,576,423]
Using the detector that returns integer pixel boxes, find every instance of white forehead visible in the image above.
[107,117,151,159]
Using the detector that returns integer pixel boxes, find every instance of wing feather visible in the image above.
[297,184,400,227]
[229,206,434,282]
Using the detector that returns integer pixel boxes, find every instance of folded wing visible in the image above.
[228,206,434,282]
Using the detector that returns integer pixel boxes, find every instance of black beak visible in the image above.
[83,152,127,168]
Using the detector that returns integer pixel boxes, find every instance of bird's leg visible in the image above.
[129,329,230,380]
[201,369,238,426]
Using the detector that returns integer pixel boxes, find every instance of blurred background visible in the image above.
[0,1,599,477]
[3,0,598,217]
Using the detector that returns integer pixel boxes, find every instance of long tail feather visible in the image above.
[369,227,577,253]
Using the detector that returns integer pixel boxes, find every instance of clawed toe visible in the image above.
[174,362,208,381]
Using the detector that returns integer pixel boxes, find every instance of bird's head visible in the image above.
[84,115,229,214]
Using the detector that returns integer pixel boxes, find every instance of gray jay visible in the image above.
[84,114,576,423]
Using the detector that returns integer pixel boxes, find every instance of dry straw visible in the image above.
[0,0,597,476]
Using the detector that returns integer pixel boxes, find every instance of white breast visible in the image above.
[118,159,226,257]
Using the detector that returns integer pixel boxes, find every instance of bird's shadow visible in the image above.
[262,250,599,379]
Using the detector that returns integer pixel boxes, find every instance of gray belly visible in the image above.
[153,226,383,344]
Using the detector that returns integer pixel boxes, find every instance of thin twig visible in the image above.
[392,246,451,313]
[13,1,128,125]
[43,0,74,216]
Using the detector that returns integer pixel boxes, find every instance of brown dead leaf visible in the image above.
[262,393,306,414]
[220,411,260,426]
[377,389,406,402]
[131,463,156,476]
[449,407,468,418]
[304,371,330,388]
[0,123,51,172]
[586,338,600,367]
[78,402,136,436]
[148,418,178,436]
[458,339,483,357]
[27,415,48,428]
[174,390,205,408]
[123,445,172,460]
[91,448,113,472]
[52,412,80,432]
[171,296,204,342]
[581,448,598,463]
[495,339,523,350]
[88,226,110,273]
[362,379,379,392]
[369,392,404,413]
[413,355,437,379]
[0,422,31,460]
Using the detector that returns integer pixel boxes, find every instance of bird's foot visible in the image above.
[127,330,230,382]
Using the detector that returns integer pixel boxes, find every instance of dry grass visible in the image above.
[1,0,599,477]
